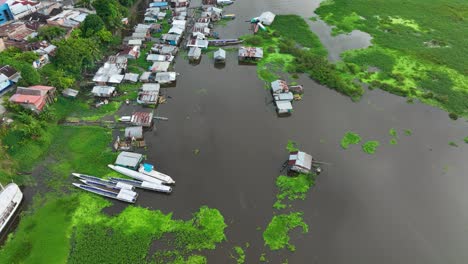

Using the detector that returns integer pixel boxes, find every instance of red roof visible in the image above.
[9,94,46,110]
[28,85,55,92]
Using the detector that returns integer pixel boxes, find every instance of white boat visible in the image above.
[109,177,172,194]
[138,163,175,185]
[72,183,137,203]
[73,173,135,191]
[108,165,165,185]
[0,183,23,234]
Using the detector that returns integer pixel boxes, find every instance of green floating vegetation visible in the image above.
[449,141,458,147]
[404,129,413,136]
[316,0,468,116]
[0,193,227,264]
[259,253,267,262]
[286,140,299,152]
[464,137,468,144]
[274,174,315,209]
[263,212,308,251]
[232,246,246,264]
[389,128,397,137]
[362,141,380,154]
[340,132,362,149]
[390,138,398,145]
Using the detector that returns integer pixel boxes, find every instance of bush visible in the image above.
[449,112,458,120]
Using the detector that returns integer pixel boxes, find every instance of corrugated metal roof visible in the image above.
[115,151,143,168]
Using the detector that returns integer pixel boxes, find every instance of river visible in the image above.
[131,0,468,263]
[17,0,468,262]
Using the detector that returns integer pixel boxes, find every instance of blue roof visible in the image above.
[150,2,168,7]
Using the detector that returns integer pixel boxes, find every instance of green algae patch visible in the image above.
[340,132,362,149]
[362,141,380,154]
[274,174,315,209]
[449,141,458,147]
[286,140,299,152]
[404,129,413,136]
[390,138,398,145]
[231,246,246,264]
[389,128,397,137]
[263,212,308,251]
[464,137,468,144]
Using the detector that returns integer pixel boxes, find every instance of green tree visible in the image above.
[37,26,66,41]
[17,65,41,86]
[14,51,39,63]
[93,0,124,30]
[81,14,105,37]
[54,37,101,74]
[76,0,94,9]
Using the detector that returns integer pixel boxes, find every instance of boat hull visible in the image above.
[0,183,23,234]
[108,165,165,185]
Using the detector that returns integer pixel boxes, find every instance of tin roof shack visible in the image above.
[0,65,20,92]
[167,26,184,35]
[128,39,142,46]
[214,48,226,64]
[9,85,56,113]
[91,86,116,98]
[271,80,289,94]
[62,88,79,98]
[115,151,144,170]
[137,83,160,105]
[258,11,276,26]
[124,73,139,83]
[125,126,143,140]
[275,100,293,115]
[118,46,140,59]
[154,72,177,85]
[151,44,178,55]
[131,111,153,127]
[186,39,209,49]
[150,61,170,72]
[0,21,35,41]
[238,47,263,62]
[161,33,181,46]
[149,2,169,9]
[139,72,153,83]
[92,56,127,85]
[146,54,174,62]
[188,47,202,63]
[288,151,313,174]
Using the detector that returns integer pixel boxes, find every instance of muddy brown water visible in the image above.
[7,0,468,263]
[133,0,468,262]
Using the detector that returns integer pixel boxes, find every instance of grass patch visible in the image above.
[0,194,79,263]
[274,174,315,209]
[361,141,380,154]
[340,131,362,149]
[263,212,308,251]
[286,140,298,152]
[449,141,458,147]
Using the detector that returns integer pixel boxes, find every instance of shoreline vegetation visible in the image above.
[315,0,468,118]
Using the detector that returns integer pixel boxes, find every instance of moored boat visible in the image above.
[72,183,137,203]
[108,164,166,185]
[138,163,175,185]
[109,177,172,193]
[73,173,135,191]
[0,183,23,234]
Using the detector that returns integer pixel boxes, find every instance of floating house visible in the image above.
[9,85,56,113]
[91,86,116,98]
[288,151,313,174]
[139,72,152,83]
[271,80,289,94]
[118,46,140,59]
[131,111,153,127]
[115,151,144,170]
[275,100,293,114]
[187,39,209,49]
[274,92,294,102]
[238,47,263,61]
[188,47,202,62]
[214,48,226,64]
[155,72,177,84]
[137,83,160,105]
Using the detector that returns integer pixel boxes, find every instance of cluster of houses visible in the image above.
[271,80,304,115]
